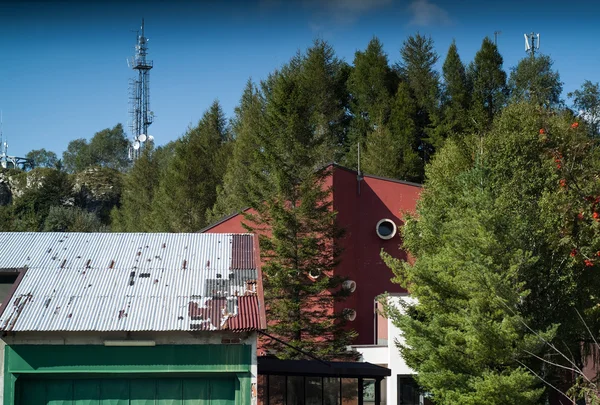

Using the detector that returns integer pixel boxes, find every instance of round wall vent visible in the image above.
[342,280,357,293]
[376,219,397,240]
[308,269,321,280]
[343,308,357,321]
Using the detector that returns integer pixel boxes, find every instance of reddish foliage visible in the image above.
[571,122,579,129]
[571,249,578,257]
[585,259,594,267]
[560,179,568,188]
[539,128,546,134]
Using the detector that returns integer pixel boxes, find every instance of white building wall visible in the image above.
[353,294,417,405]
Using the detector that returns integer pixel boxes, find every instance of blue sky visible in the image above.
[1,0,599,158]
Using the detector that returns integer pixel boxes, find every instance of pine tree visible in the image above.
[345,37,398,167]
[110,145,161,232]
[242,47,357,360]
[397,33,441,164]
[297,39,350,164]
[468,37,507,131]
[208,80,264,224]
[153,101,230,232]
[438,41,471,137]
[362,83,421,181]
[509,54,562,108]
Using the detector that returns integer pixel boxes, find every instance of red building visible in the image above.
[202,164,421,346]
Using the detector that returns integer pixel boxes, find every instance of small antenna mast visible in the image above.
[494,31,501,46]
[524,32,540,58]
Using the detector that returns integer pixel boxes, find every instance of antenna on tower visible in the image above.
[128,18,155,160]
[494,31,501,46]
[524,32,540,58]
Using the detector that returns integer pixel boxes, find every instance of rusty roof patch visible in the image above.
[231,234,254,270]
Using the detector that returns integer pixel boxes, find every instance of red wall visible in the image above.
[332,167,421,344]
[203,165,421,345]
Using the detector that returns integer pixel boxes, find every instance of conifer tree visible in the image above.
[208,80,265,223]
[438,41,471,137]
[468,37,507,131]
[345,37,398,167]
[153,101,230,232]
[398,33,441,164]
[362,83,421,181]
[242,46,357,360]
[509,54,562,108]
[110,145,160,232]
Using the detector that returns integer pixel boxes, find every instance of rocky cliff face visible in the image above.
[0,167,122,222]
[73,167,122,222]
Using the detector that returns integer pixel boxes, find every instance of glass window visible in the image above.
[341,378,358,405]
[398,375,420,405]
[363,379,376,405]
[323,378,340,405]
[269,375,285,405]
[287,376,305,405]
[306,377,322,405]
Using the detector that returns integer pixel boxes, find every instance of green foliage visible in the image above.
[25,148,58,169]
[438,41,471,138]
[240,43,357,359]
[362,83,422,181]
[509,54,563,108]
[152,101,230,232]
[385,102,600,404]
[208,80,265,223]
[468,37,507,131]
[62,124,129,173]
[345,37,398,166]
[62,138,92,174]
[43,206,107,232]
[569,80,600,137]
[12,168,74,231]
[72,167,123,225]
[398,33,441,157]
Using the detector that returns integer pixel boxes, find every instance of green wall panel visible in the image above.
[4,345,252,405]
[129,380,155,405]
[182,379,209,405]
[211,378,235,405]
[16,378,236,405]
[74,380,100,405]
[47,381,73,405]
[6,345,250,374]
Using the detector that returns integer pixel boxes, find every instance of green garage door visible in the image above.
[17,377,235,405]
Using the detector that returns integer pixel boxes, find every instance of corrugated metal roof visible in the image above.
[0,232,264,333]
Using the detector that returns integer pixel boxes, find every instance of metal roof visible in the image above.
[0,232,265,333]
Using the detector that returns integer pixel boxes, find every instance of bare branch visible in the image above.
[515,359,573,402]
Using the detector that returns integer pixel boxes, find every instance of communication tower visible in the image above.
[128,19,155,160]
[524,32,540,58]
[0,112,32,170]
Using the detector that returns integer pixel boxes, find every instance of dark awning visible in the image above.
[258,357,391,379]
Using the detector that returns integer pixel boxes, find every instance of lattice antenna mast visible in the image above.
[524,32,540,58]
[128,19,154,160]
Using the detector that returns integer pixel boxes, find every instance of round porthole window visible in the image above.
[376,219,397,240]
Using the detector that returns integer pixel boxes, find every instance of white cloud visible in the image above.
[304,0,394,27]
[407,0,451,27]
